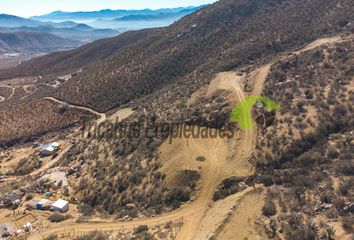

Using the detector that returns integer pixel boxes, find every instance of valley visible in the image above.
[0,0,353,239]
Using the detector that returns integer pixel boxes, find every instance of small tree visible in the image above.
[262,200,277,216]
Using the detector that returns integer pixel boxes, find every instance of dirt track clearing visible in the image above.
[207,72,245,102]
[292,36,342,54]
[106,108,134,122]
[29,53,259,240]
[216,189,266,240]
[193,187,264,240]
[43,97,105,120]
[26,36,345,240]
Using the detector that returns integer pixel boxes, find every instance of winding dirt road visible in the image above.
[43,97,106,121]
[28,36,343,240]
[30,68,260,240]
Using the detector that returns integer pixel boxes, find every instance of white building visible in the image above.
[51,199,69,212]
[39,142,61,156]
[35,198,53,210]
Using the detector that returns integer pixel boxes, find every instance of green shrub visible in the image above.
[74,231,108,240]
[262,174,274,187]
[45,234,58,240]
[196,156,206,162]
[48,213,71,223]
[262,200,277,216]
[135,225,148,234]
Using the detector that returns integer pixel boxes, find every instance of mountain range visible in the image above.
[0,0,353,239]
[2,0,352,112]
[114,9,198,21]
[30,6,205,22]
[0,31,80,53]
[0,14,119,52]
[0,6,204,53]
[0,25,118,43]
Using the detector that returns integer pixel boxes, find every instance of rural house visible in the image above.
[51,199,69,212]
[39,142,61,156]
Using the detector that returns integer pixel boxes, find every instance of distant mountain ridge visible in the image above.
[115,8,198,21]
[0,14,119,47]
[0,25,118,43]
[0,6,204,48]
[0,14,41,28]
[30,6,206,21]
[0,28,159,74]
[0,31,80,53]
[0,14,83,28]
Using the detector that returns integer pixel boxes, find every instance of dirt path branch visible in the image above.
[29,36,344,240]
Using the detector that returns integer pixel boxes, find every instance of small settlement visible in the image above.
[27,198,69,212]
[0,193,69,213]
[0,141,69,238]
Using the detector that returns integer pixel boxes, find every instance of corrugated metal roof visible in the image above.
[52,199,68,209]
[39,142,60,151]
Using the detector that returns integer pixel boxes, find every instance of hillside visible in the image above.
[252,38,354,240]
[2,0,352,113]
[0,28,160,78]
[53,0,353,112]
[0,0,353,239]
[19,35,353,240]
[0,31,80,53]
[0,25,118,43]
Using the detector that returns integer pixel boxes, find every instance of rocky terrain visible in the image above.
[0,0,352,240]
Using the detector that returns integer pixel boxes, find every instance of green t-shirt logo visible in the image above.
[230,96,280,129]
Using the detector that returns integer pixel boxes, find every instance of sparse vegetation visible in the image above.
[196,156,206,162]
[0,1,352,239]
[262,200,277,217]
[45,234,58,240]
[47,213,71,222]
[213,176,247,201]
[0,99,94,147]
[73,231,109,240]
[255,39,354,239]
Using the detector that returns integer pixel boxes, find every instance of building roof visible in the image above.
[52,199,68,209]
[51,142,60,147]
[39,142,61,151]
[39,145,55,152]
[37,199,49,205]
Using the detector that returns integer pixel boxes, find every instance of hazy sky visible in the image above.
[1,0,217,17]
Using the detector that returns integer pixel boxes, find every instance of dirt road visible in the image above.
[28,36,343,240]
[29,50,267,240]
[44,97,134,128]
[43,97,106,121]
[292,36,342,55]
[4,85,15,100]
